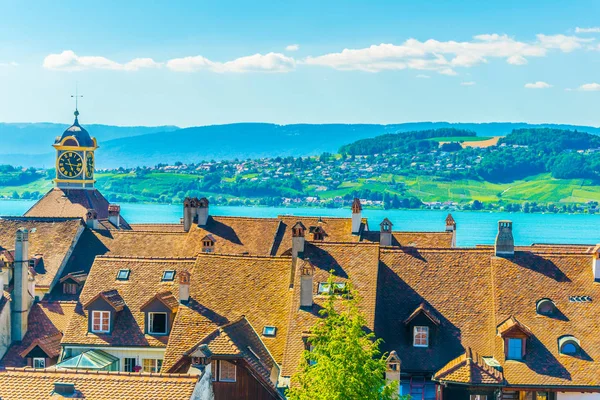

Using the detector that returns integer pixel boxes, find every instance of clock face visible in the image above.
[58,151,83,178]
[86,153,94,179]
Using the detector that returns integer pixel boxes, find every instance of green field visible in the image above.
[428,136,493,142]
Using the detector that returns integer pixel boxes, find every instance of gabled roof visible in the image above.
[403,302,441,326]
[433,348,504,385]
[446,214,456,225]
[140,290,179,313]
[83,289,125,312]
[0,368,199,400]
[497,316,533,337]
[1,301,77,367]
[59,270,88,284]
[360,231,454,248]
[0,217,84,288]
[24,188,131,229]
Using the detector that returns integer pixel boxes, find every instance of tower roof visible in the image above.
[55,111,95,147]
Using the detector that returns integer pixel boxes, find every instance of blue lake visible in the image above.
[2,199,600,247]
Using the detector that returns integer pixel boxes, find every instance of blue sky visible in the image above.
[1,0,599,127]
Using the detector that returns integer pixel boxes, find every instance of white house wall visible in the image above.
[0,304,11,359]
[557,393,600,400]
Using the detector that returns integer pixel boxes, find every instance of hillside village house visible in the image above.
[0,111,598,399]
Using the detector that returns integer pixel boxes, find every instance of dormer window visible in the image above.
[536,298,556,316]
[507,338,523,360]
[559,335,580,356]
[317,282,346,295]
[201,235,216,253]
[148,312,168,335]
[263,326,277,337]
[116,269,130,281]
[162,270,175,281]
[91,310,110,333]
[413,326,429,347]
[314,232,324,241]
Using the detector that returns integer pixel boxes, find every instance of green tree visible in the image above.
[287,273,398,400]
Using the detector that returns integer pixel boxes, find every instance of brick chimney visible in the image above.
[351,198,362,234]
[592,244,600,281]
[445,214,457,248]
[12,228,30,342]
[108,204,121,228]
[85,209,98,229]
[495,220,514,257]
[385,351,401,384]
[197,198,209,226]
[183,197,199,232]
[380,218,393,247]
[292,221,306,259]
[300,260,315,308]
[179,270,191,304]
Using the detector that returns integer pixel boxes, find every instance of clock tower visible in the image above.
[53,109,98,189]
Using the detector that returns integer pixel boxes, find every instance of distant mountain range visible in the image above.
[1,121,599,168]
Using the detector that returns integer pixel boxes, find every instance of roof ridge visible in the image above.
[96,255,196,262]
[1,367,199,379]
[110,231,185,236]
[196,253,292,260]
[211,215,280,221]
[307,241,380,247]
[381,247,492,253]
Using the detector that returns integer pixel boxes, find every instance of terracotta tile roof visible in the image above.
[19,332,63,359]
[433,348,504,385]
[162,253,293,371]
[63,257,196,348]
[84,289,126,311]
[490,251,600,387]
[0,368,198,400]
[376,248,496,374]
[276,216,366,255]
[497,315,533,337]
[281,242,380,377]
[404,302,441,325]
[24,188,131,229]
[130,223,185,232]
[361,231,454,248]
[186,216,283,256]
[1,301,77,367]
[59,270,88,285]
[0,217,83,288]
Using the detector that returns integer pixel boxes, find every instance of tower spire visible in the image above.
[71,84,83,124]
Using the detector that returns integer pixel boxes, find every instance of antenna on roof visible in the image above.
[71,83,83,121]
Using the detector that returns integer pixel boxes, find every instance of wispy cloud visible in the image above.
[285,44,300,52]
[524,81,552,89]
[0,61,18,67]
[302,33,590,74]
[416,74,430,78]
[578,82,600,91]
[575,27,600,33]
[166,52,295,73]
[461,81,476,86]
[43,50,161,71]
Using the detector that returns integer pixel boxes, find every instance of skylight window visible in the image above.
[263,326,277,337]
[162,270,175,282]
[116,269,130,281]
[317,282,346,295]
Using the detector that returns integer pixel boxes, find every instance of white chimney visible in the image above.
[300,260,315,308]
[380,218,393,247]
[445,214,457,248]
[495,220,514,257]
[183,197,198,232]
[12,228,30,342]
[85,209,98,229]
[292,222,306,259]
[592,244,600,281]
[351,198,362,234]
[197,198,209,226]
[108,204,121,228]
[179,270,191,304]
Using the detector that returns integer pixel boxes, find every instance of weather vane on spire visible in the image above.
[71,83,83,119]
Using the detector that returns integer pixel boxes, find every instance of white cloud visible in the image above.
[285,44,300,51]
[167,52,295,73]
[579,83,600,91]
[301,32,584,74]
[536,34,592,52]
[416,74,430,78]
[461,81,476,86]
[575,27,600,33]
[506,55,528,65]
[0,61,18,67]
[524,81,552,89]
[43,50,161,71]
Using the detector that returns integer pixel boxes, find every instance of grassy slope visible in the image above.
[3,172,600,205]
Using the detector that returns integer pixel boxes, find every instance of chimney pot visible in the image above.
[179,270,191,304]
[292,222,306,259]
[108,204,121,228]
[380,218,393,247]
[300,260,315,308]
[351,198,362,234]
[197,197,209,226]
[12,228,30,342]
